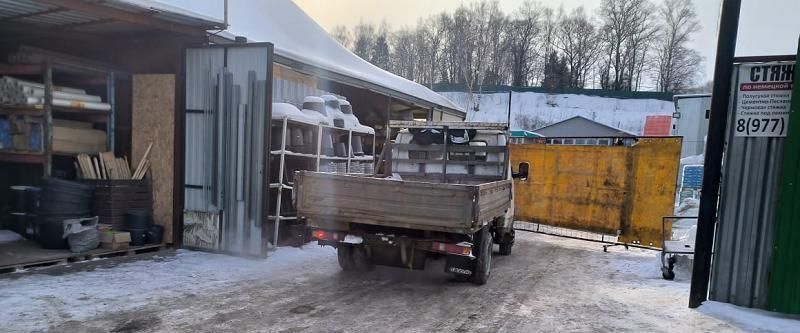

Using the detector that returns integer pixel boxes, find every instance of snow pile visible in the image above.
[681,154,705,165]
[343,234,364,244]
[699,301,800,333]
[0,229,23,243]
[0,245,336,332]
[217,0,463,113]
[439,91,673,134]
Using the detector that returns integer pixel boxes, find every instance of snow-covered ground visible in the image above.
[700,301,800,333]
[680,154,705,165]
[0,229,23,243]
[2,232,797,332]
[438,91,674,134]
[0,245,337,332]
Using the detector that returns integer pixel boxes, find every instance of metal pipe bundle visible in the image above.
[0,75,110,111]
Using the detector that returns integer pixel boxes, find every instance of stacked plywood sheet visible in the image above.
[54,123,106,153]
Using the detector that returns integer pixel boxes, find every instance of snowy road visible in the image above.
[0,231,783,332]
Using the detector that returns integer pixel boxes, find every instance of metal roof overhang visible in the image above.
[0,0,224,37]
[272,53,464,118]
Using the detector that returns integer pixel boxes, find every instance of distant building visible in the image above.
[533,116,636,146]
[509,130,544,144]
[643,115,673,136]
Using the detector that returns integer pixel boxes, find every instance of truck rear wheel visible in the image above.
[352,246,373,271]
[472,226,493,285]
[337,245,355,271]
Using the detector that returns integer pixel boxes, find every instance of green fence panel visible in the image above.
[768,40,800,314]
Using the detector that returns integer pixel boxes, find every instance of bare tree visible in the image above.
[422,15,448,87]
[508,1,542,86]
[654,0,702,93]
[352,21,376,60]
[334,0,703,93]
[597,0,656,91]
[330,25,352,49]
[534,6,558,86]
[481,2,511,86]
[554,7,600,88]
[391,28,418,80]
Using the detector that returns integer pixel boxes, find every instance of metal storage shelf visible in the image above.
[0,105,109,124]
[270,150,316,158]
[0,151,46,164]
[319,155,348,160]
[0,61,117,176]
[270,116,376,247]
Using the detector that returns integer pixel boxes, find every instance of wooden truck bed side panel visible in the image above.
[475,180,513,225]
[296,172,477,233]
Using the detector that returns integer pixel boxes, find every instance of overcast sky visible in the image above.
[162,0,800,83]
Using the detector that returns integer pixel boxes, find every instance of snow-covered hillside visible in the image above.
[439,91,674,135]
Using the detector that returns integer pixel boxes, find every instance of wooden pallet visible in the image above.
[0,244,166,274]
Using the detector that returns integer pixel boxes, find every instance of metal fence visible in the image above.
[709,62,791,308]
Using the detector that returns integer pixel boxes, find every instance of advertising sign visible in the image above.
[735,62,795,137]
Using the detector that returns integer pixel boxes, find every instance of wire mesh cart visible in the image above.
[661,216,697,280]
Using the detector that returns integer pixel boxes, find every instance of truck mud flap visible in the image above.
[445,253,475,276]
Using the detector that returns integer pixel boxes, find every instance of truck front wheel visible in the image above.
[472,226,493,285]
[499,243,513,256]
[499,229,515,256]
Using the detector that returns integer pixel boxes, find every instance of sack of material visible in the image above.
[64,216,100,253]
[67,228,100,253]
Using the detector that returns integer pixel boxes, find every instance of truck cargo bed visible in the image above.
[295,171,512,235]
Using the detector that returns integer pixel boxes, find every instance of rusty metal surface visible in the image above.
[510,143,629,235]
[619,138,682,247]
[510,138,681,247]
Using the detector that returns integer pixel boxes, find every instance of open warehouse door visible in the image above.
[181,44,274,257]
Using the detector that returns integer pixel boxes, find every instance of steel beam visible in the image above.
[34,0,214,36]
[689,0,742,309]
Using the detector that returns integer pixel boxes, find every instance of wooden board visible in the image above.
[132,74,175,243]
[0,238,165,273]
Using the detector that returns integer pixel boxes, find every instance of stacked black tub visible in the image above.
[8,185,41,239]
[37,178,93,249]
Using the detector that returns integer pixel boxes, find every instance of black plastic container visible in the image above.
[146,224,164,244]
[8,212,35,238]
[129,228,147,246]
[35,220,68,249]
[10,186,41,213]
[125,211,151,230]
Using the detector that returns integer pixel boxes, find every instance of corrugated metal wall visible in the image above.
[270,65,342,107]
[709,62,789,308]
[673,95,711,158]
[768,48,800,314]
[273,77,323,105]
[182,45,273,257]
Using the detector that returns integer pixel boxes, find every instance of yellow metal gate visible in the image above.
[510,138,681,248]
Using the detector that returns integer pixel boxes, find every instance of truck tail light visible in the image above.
[311,229,343,241]
[432,241,472,256]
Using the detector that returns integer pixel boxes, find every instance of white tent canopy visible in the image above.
[208,0,464,115]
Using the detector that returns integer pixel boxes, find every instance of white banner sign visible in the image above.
[734,61,795,137]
